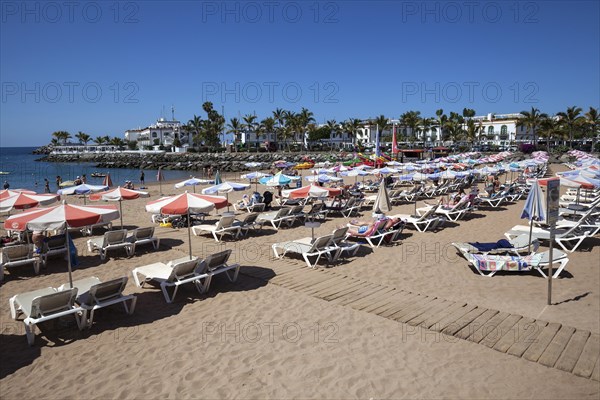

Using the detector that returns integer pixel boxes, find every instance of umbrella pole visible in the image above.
[83,194,86,205]
[548,227,555,305]
[66,228,73,288]
[227,193,230,212]
[187,209,193,260]
[527,187,535,254]
[119,199,123,229]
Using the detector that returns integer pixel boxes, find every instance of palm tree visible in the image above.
[259,117,276,151]
[243,114,258,149]
[343,118,363,147]
[282,110,298,151]
[400,111,421,144]
[226,117,243,152]
[517,107,548,147]
[75,131,91,146]
[272,108,286,148]
[298,107,315,151]
[418,117,434,145]
[93,136,107,145]
[187,115,203,148]
[51,130,71,145]
[557,106,583,149]
[109,137,125,148]
[538,117,565,153]
[435,109,447,145]
[325,119,341,148]
[584,107,600,152]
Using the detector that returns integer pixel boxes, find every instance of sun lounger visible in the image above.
[41,235,68,266]
[202,249,241,283]
[457,248,569,278]
[9,287,85,345]
[452,234,539,256]
[346,218,404,248]
[272,234,336,268]
[417,196,473,222]
[257,207,293,230]
[304,202,329,222]
[132,256,210,303]
[126,226,160,254]
[191,215,241,242]
[232,212,262,236]
[86,229,131,260]
[58,276,136,328]
[505,220,595,253]
[0,244,40,281]
[329,227,361,261]
[390,204,443,232]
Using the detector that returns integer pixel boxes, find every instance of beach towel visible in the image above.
[470,253,541,272]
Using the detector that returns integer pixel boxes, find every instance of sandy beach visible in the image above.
[1,163,599,399]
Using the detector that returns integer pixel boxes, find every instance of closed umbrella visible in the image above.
[373,180,392,215]
[89,186,150,228]
[145,192,228,258]
[4,201,120,287]
[521,179,546,253]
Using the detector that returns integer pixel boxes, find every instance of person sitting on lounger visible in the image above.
[237,194,251,209]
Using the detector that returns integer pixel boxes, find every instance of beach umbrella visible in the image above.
[0,189,36,199]
[342,168,370,183]
[372,167,399,175]
[145,192,228,258]
[4,201,120,288]
[304,174,343,183]
[373,180,392,214]
[283,184,342,200]
[59,180,75,187]
[174,177,213,193]
[260,171,300,187]
[57,183,109,205]
[0,192,59,214]
[89,186,150,229]
[244,162,262,169]
[241,171,271,191]
[157,167,164,195]
[386,160,402,166]
[102,173,113,188]
[202,181,251,211]
[520,179,546,253]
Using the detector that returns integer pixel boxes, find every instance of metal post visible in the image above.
[187,209,193,260]
[547,225,555,305]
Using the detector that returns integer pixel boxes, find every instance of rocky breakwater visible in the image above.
[38,152,355,172]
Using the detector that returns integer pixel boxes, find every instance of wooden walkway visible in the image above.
[241,260,600,381]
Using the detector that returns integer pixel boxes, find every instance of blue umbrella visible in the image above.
[260,171,299,187]
[57,183,109,204]
[174,177,213,193]
[202,181,250,211]
[521,179,546,252]
[304,174,343,183]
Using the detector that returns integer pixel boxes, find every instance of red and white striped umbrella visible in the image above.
[89,186,150,228]
[0,192,59,213]
[4,201,119,287]
[145,192,228,215]
[4,202,120,232]
[283,184,342,199]
[0,189,36,199]
[145,191,229,258]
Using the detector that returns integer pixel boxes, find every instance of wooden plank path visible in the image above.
[241,261,600,381]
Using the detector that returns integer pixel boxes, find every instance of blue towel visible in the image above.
[68,235,79,267]
[468,239,514,252]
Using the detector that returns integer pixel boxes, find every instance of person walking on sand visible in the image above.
[44,178,50,193]
[140,170,145,186]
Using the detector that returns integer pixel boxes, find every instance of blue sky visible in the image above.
[1,0,599,146]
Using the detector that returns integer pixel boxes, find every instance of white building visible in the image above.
[125,116,188,150]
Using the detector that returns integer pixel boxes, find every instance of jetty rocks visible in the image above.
[38,152,356,172]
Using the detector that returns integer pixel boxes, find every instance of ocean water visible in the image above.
[0,147,196,192]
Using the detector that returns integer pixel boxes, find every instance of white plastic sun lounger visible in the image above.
[272,234,336,269]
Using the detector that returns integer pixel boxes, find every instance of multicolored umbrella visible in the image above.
[89,186,150,228]
[145,192,228,258]
[0,189,36,199]
[0,191,59,214]
[4,201,120,287]
[259,171,300,187]
[282,184,342,199]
